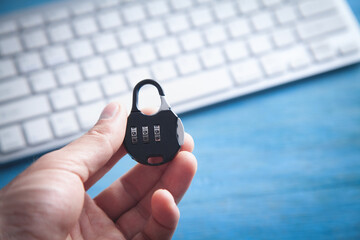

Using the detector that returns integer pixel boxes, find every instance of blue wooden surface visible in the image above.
[1,1,360,239]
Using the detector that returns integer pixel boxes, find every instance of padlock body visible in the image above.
[124,110,180,165]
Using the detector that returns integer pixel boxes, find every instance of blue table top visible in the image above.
[1,1,360,239]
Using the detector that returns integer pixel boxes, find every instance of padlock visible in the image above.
[124,79,184,166]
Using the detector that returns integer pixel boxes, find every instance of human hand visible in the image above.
[0,102,197,240]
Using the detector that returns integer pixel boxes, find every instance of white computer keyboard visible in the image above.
[0,0,360,164]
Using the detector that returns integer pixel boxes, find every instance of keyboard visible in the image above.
[1,0,360,164]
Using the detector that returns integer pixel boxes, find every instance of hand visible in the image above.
[0,102,197,240]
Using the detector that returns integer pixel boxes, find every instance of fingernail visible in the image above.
[99,102,119,120]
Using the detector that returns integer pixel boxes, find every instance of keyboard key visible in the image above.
[17,52,43,73]
[98,10,122,30]
[227,18,251,38]
[24,118,53,145]
[0,95,51,126]
[29,70,57,92]
[251,11,274,31]
[45,8,69,22]
[68,39,94,59]
[297,15,346,40]
[248,34,272,55]
[0,125,26,153]
[170,0,193,10]
[180,31,205,51]
[51,110,80,137]
[275,5,298,24]
[0,36,23,55]
[163,68,233,105]
[340,40,360,55]
[122,4,146,23]
[166,14,190,33]
[272,28,295,48]
[117,26,143,46]
[76,100,106,129]
[204,25,228,45]
[261,0,282,7]
[81,57,108,78]
[155,37,181,58]
[151,60,178,81]
[0,59,16,80]
[176,54,201,75]
[97,0,119,9]
[23,29,48,49]
[55,63,83,85]
[50,88,77,110]
[260,52,287,76]
[72,2,95,16]
[42,45,69,66]
[230,59,263,84]
[0,20,17,35]
[0,77,30,103]
[289,45,312,70]
[19,14,44,29]
[106,50,132,71]
[310,41,336,62]
[93,33,118,53]
[224,40,249,61]
[142,20,166,40]
[214,1,236,20]
[146,0,170,17]
[190,7,213,27]
[299,0,335,18]
[48,23,74,43]
[200,47,225,68]
[127,67,152,87]
[238,0,260,13]
[73,17,98,36]
[131,44,157,65]
[76,81,103,103]
[101,73,128,96]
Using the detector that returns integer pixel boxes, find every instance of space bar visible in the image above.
[163,68,234,105]
[0,95,51,126]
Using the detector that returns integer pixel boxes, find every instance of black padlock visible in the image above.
[124,79,184,166]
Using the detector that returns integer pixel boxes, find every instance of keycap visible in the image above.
[0,59,17,80]
[48,23,73,43]
[72,2,95,16]
[288,45,312,69]
[224,40,249,61]
[340,40,360,55]
[214,2,236,20]
[163,68,233,105]
[45,8,69,22]
[176,54,201,75]
[93,33,118,53]
[29,70,57,92]
[230,59,263,84]
[101,73,128,96]
[170,0,193,10]
[275,6,298,24]
[260,52,287,76]
[166,14,190,33]
[248,35,272,55]
[19,14,44,29]
[0,20,17,35]
[122,4,146,23]
[17,52,43,73]
[200,47,225,68]
[146,0,170,17]
[190,7,213,27]
[68,39,94,59]
[297,15,346,40]
[299,0,335,18]
[227,18,251,38]
[0,95,51,126]
[106,50,132,71]
[0,125,26,153]
[0,77,31,103]
[180,31,205,51]
[50,88,78,110]
[0,35,22,55]
[97,0,119,9]
[24,118,53,145]
[151,60,178,81]
[55,63,83,85]
[142,20,166,40]
[272,28,295,48]
[73,17,98,36]
[76,81,103,103]
[81,57,108,78]
[238,0,260,13]
[50,110,80,137]
[98,10,122,30]
[42,45,69,66]
[262,0,282,7]
[131,44,157,65]
[251,12,274,31]
[126,67,152,87]
[155,37,181,58]
[23,29,48,49]
[310,41,336,62]
[204,25,228,45]
[76,100,106,129]
[117,26,143,46]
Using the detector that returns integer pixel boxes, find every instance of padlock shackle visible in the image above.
[131,79,166,112]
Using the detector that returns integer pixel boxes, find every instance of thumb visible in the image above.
[34,102,128,183]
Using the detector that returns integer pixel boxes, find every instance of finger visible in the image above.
[132,189,179,240]
[31,102,127,183]
[94,151,196,222]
